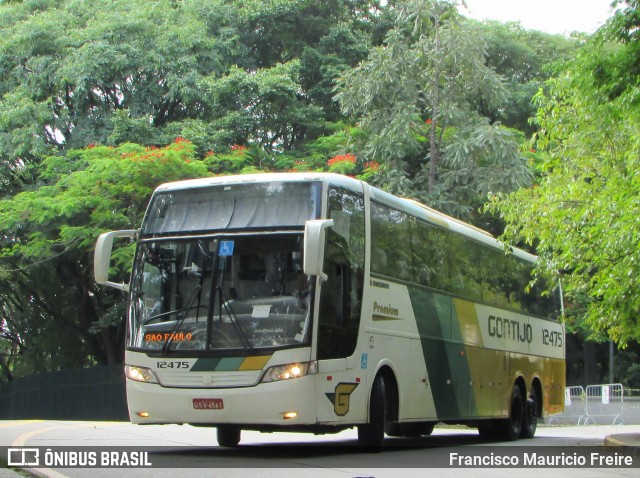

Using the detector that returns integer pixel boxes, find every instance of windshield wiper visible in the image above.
[214,286,253,351]
[160,284,202,355]
[206,250,253,352]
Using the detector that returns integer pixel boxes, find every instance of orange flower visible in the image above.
[364,161,380,171]
[327,153,356,167]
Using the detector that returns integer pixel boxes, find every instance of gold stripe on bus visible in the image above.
[453,299,484,347]
[238,355,272,371]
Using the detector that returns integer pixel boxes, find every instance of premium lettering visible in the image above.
[373,301,399,317]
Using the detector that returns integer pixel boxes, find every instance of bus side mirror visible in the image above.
[303,219,334,281]
[94,230,137,291]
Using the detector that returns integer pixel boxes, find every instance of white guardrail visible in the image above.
[546,383,626,426]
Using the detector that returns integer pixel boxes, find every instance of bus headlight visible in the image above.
[261,361,317,383]
[125,365,158,384]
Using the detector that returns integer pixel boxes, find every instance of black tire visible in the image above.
[357,376,386,452]
[216,425,241,447]
[496,385,524,441]
[477,420,496,441]
[521,387,538,439]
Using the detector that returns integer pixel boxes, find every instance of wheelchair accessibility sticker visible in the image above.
[218,240,234,256]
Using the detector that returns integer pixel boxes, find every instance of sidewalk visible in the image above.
[604,432,640,456]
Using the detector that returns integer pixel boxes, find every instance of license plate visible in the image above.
[193,398,224,410]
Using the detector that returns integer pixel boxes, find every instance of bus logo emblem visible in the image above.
[326,382,359,416]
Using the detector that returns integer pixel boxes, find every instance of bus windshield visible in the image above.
[128,234,313,353]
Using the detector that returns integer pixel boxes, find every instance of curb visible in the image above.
[604,434,640,457]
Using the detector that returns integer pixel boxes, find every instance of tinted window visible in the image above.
[317,187,365,359]
[369,201,560,319]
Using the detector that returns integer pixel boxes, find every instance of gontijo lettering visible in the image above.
[488,315,532,344]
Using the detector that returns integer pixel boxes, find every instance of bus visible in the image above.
[94,172,565,450]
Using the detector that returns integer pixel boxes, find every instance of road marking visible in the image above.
[0,420,44,428]
[11,423,88,478]
[12,424,85,447]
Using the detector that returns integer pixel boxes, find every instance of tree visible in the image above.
[0,0,389,377]
[487,1,640,345]
[474,20,577,134]
[336,0,531,222]
[0,0,385,194]
[0,139,210,375]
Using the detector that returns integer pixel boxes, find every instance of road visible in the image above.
[0,420,638,478]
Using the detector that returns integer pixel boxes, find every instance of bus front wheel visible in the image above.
[357,376,387,452]
[217,425,241,447]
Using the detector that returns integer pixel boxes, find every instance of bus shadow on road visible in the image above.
[144,433,575,468]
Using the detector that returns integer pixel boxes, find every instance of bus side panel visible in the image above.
[508,353,565,416]
[314,358,368,424]
[540,356,566,415]
[409,287,476,420]
[545,357,566,415]
[464,345,509,418]
[410,289,510,420]
[361,281,438,422]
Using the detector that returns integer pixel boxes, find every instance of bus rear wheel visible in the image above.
[216,426,241,447]
[521,387,538,439]
[357,376,387,452]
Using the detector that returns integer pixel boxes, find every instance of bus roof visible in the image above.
[154,172,360,192]
[153,172,537,263]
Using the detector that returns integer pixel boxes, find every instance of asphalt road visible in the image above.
[1,420,639,478]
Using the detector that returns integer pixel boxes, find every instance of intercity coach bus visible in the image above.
[94,172,565,450]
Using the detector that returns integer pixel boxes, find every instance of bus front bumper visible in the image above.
[126,376,317,426]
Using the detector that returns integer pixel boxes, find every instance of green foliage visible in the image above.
[487,4,640,345]
[0,0,384,197]
[0,0,597,376]
[198,61,326,152]
[337,0,531,221]
[476,20,577,134]
[0,139,211,374]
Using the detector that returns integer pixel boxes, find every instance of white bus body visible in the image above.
[95,173,565,449]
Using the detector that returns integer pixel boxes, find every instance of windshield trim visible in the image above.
[127,231,315,356]
[138,228,303,242]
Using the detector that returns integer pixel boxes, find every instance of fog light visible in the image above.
[137,412,150,418]
[283,412,298,420]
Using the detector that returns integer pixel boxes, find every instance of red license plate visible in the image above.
[193,398,224,410]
